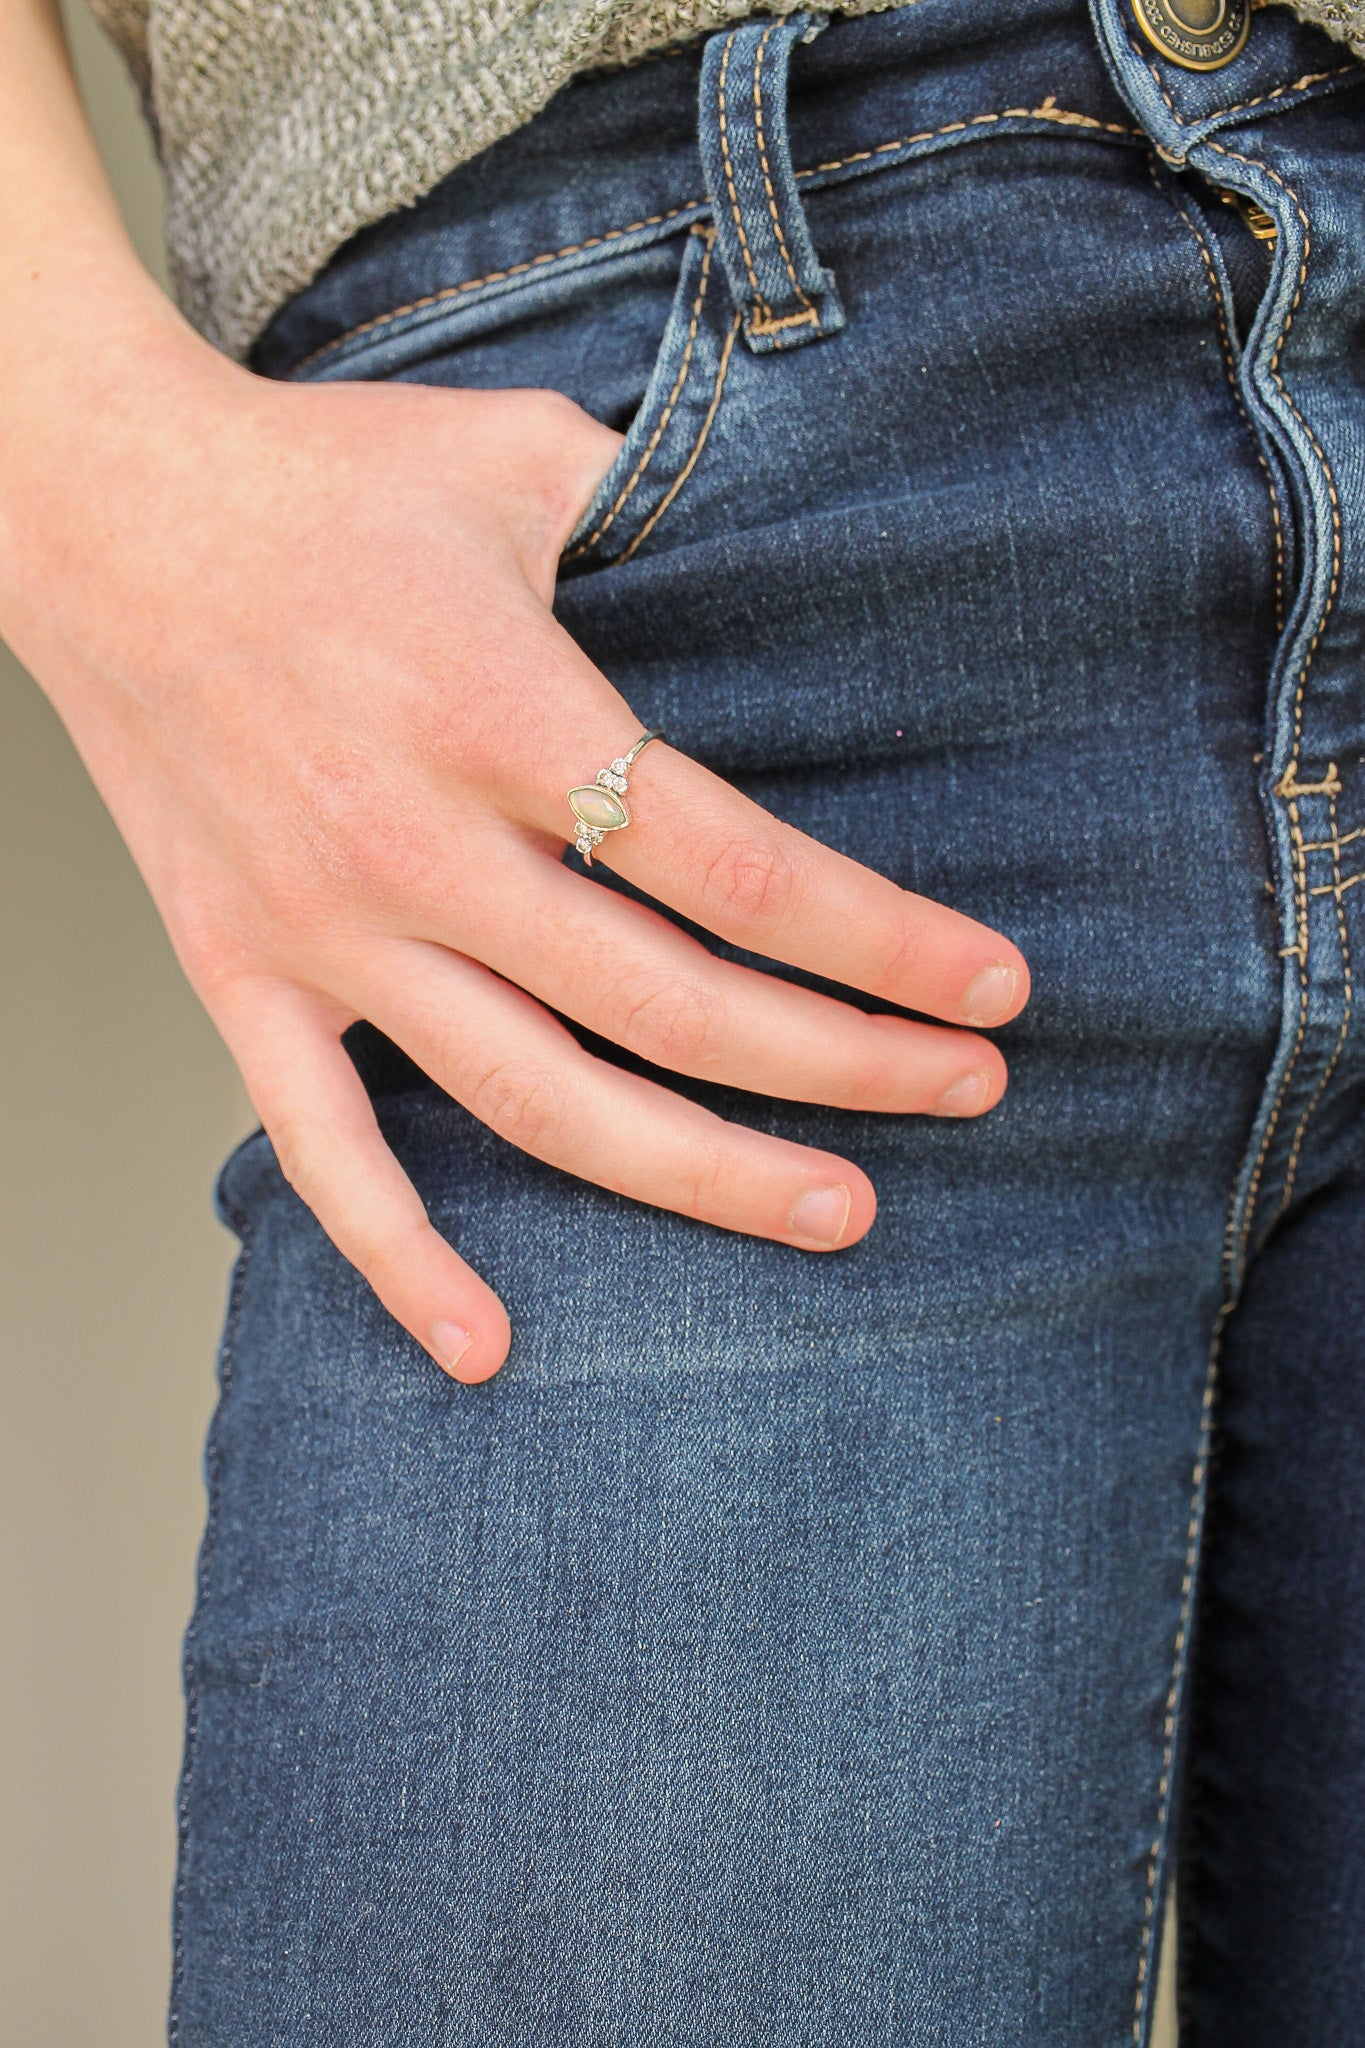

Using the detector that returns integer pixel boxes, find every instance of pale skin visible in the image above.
[0,0,1029,1383]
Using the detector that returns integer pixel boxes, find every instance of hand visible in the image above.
[1,327,1028,1383]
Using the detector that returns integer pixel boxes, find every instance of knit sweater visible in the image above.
[88,0,1364,361]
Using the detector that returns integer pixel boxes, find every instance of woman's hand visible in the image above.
[0,0,1028,1382]
[1,317,1029,1381]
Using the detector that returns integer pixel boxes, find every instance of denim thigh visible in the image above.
[176,4,1365,2044]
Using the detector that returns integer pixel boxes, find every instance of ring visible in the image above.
[567,729,665,865]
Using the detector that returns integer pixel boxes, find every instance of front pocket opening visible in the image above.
[562,226,741,572]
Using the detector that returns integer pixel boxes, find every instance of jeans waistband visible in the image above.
[254,0,1355,384]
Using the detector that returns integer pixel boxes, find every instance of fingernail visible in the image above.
[936,1072,990,1117]
[963,963,1018,1026]
[431,1320,474,1376]
[787,1183,852,1248]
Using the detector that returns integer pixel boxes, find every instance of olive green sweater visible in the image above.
[88,0,1364,360]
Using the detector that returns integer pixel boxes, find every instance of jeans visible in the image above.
[176,3,1365,2041]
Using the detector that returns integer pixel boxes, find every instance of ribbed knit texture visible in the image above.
[87,0,1365,360]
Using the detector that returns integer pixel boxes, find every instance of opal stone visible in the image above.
[569,785,628,831]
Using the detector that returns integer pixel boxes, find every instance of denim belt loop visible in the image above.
[697,13,846,353]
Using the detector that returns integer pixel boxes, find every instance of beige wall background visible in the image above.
[0,11,251,2045]
[0,11,1178,2043]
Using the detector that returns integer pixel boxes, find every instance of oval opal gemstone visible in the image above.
[568,786,628,831]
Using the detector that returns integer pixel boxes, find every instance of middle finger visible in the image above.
[470,846,1006,1117]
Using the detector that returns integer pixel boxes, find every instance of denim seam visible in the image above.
[610,311,741,565]
[750,21,820,330]
[1142,40,1184,126]
[1208,145,1309,1265]
[716,31,777,327]
[566,226,717,559]
[1156,167,1286,628]
[1277,776,1354,1216]
[589,111,1129,566]
[167,1208,255,2044]
[285,201,706,375]
[1215,61,1359,120]
[1120,0,1358,141]
[1309,867,1365,896]
[1302,820,1365,854]
[1204,143,1345,1263]
[1153,126,1356,2014]
[1131,1318,1224,2043]
[287,104,1139,376]
[1211,62,1358,120]
[1150,57,1359,131]
[1170,840,1355,2031]
[1125,166,1285,2042]
[1146,156,1295,1316]
[797,98,1138,176]
[1169,1357,1227,2048]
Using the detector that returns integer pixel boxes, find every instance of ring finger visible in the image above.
[465,846,1007,1118]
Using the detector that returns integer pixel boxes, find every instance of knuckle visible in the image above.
[320,826,414,911]
[868,915,925,1001]
[675,1137,733,1224]
[467,1057,565,1155]
[263,1101,431,1277]
[695,834,799,934]
[177,927,233,1002]
[167,891,245,1002]
[501,387,598,483]
[527,386,586,437]
[348,1204,427,1280]
[840,1050,907,1113]
[292,746,444,912]
[613,971,721,1073]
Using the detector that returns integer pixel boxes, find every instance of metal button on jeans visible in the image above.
[1131,0,1250,69]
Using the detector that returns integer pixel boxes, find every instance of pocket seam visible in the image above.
[606,310,741,568]
[566,226,717,560]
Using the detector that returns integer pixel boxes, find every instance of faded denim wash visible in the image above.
[176,2,1365,2042]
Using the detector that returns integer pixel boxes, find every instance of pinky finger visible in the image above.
[221,982,511,1383]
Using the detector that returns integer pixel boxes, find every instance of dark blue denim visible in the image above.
[179,3,1365,2042]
